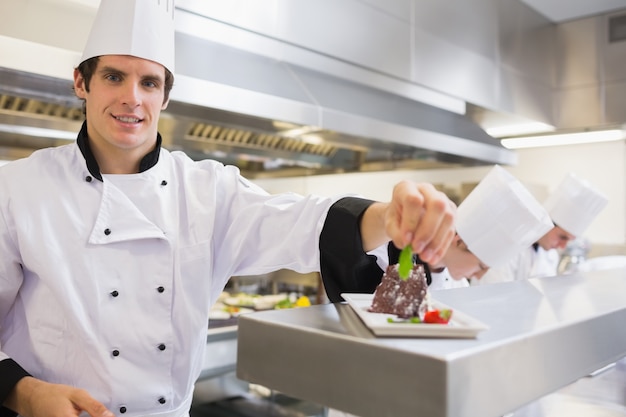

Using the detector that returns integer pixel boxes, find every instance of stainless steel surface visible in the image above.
[508,357,626,416]
[200,326,238,380]
[0,0,517,177]
[2,0,626,171]
[518,0,626,22]
[236,268,626,417]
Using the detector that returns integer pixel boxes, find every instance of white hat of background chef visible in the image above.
[80,0,176,73]
[543,173,608,237]
[456,165,553,268]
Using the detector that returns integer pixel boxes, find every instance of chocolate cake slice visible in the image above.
[369,263,428,318]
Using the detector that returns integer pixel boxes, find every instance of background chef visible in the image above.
[474,172,608,285]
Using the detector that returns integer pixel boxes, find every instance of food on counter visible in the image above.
[397,244,414,280]
[209,302,254,320]
[274,295,311,309]
[368,246,453,324]
[423,309,453,324]
[368,263,428,319]
[223,293,290,310]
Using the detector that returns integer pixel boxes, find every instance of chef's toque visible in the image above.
[80,0,176,73]
[543,173,608,237]
[456,165,553,268]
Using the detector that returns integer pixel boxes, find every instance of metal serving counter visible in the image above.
[236,268,626,417]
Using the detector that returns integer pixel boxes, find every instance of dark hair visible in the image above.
[75,56,174,110]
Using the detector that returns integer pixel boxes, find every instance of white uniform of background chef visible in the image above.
[0,1,457,416]
[475,172,608,285]
[331,165,553,417]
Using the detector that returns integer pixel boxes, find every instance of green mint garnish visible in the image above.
[398,244,413,280]
[386,316,422,324]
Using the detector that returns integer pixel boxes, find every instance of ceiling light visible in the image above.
[0,124,77,141]
[501,129,625,149]
[486,122,555,138]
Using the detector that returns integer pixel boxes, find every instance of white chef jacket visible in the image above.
[429,269,469,290]
[472,245,560,285]
[0,142,339,417]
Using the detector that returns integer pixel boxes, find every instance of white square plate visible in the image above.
[341,293,489,338]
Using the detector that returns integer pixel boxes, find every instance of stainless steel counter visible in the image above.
[236,268,626,417]
[200,325,238,380]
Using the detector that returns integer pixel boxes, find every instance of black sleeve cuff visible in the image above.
[0,359,31,416]
[319,197,386,303]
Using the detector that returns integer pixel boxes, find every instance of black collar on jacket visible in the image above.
[76,121,162,181]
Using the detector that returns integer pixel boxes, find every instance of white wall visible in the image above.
[253,140,626,248]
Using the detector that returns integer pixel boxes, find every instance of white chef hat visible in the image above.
[456,165,553,268]
[543,173,608,237]
[80,0,176,73]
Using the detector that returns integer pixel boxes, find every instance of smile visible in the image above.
[114,116,142,123]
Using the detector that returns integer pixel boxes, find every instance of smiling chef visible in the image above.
[0,1,456,416]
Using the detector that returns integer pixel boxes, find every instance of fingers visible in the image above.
[70,389,114,417]
[387,181,456,264]
[411,183,456,263]
[13,378,114,417]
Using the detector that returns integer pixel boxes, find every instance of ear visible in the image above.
[161,98,170,111]
[73,68,87,99]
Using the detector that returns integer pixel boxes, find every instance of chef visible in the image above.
[0,1,456,416]
[331,165,553,301]
[475,172,608,285]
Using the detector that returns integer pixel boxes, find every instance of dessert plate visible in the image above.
[341,293,489,338]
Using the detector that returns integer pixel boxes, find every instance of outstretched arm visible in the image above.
[319,181,456,302]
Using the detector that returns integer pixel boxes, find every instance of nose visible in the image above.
[120,83,141,108]
[472,268,489,280]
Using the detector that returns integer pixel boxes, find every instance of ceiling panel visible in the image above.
[518,0,626,22]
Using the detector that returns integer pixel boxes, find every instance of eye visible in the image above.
[142,79,160,89]
[105,73,121,82]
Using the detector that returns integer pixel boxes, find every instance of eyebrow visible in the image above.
[98,65,164,82]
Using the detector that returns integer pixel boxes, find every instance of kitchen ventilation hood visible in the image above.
[0,31,515,177]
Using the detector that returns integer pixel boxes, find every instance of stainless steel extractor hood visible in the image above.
[0,29,516,178]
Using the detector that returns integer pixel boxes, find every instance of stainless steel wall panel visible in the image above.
[604,81,626,124]
[173,6,464,115]
[357,0,413,23]
[178,0,413,81]
[498,0,556,86]
[413,0,499,61]
[603,12,626,83]
[274,0,413,81]
[498,68,555,125]
[413,29,499,109]
[176,0,279,38]
[555,85,604,128]
[175,33,315,105]
[554,17,602,89]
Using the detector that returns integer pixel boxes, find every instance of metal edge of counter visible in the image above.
[235,269,626,417]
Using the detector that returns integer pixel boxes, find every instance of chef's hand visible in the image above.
[4,377,114,417]
[361,181,456,264]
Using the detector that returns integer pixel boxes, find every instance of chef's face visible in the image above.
[537,225,575,251]
[442,236,489,280]
[73,55,169,159]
